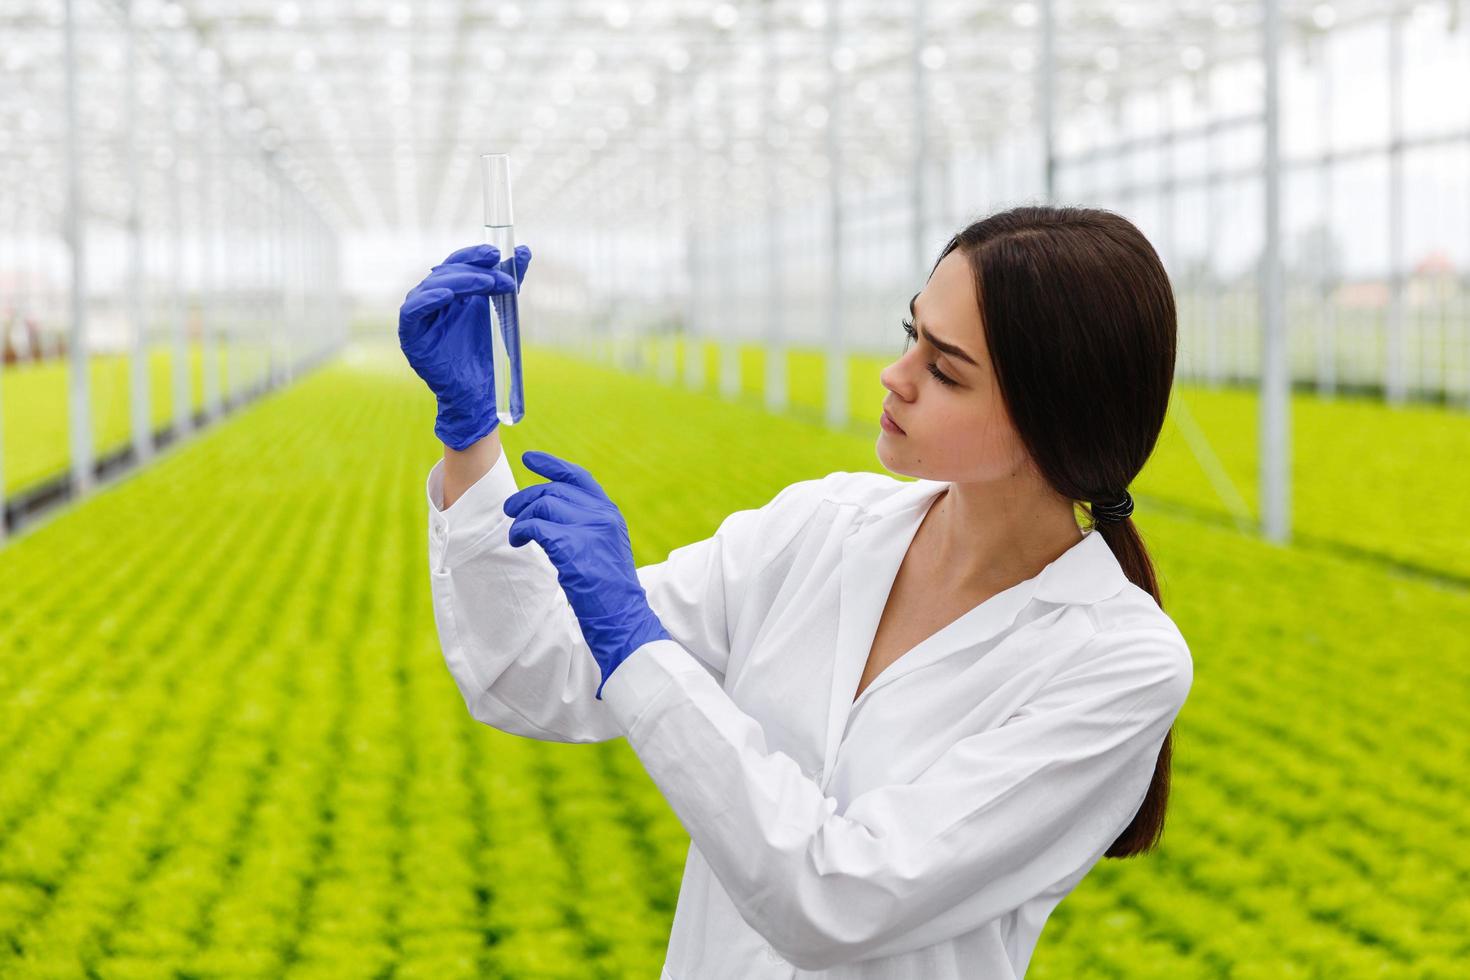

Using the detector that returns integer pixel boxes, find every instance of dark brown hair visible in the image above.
[934,205,1179,858]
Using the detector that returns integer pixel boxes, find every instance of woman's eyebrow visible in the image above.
[909,293,979,368]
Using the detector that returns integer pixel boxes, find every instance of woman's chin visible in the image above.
[874,441,912,476]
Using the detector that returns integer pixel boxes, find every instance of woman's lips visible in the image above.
[881,410,906,434]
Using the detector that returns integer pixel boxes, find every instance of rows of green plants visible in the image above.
[0,345,270,497]
[628,333,1470,583]
[0,339,1464,976]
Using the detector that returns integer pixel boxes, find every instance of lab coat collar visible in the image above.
[816,477,1129,791]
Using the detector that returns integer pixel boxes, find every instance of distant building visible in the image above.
[1408,249,1456,306]
[1335,280,1388,309]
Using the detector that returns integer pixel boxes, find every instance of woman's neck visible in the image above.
[919,482,1083,594]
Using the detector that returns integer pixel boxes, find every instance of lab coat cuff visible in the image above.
[425,447,517,566]
[601,639,705,737]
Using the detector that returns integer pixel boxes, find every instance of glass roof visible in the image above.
[3,0,1403,241]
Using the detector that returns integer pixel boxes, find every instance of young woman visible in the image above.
[398,205,1192,979]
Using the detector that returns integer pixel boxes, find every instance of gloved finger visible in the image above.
[428,258,507,274]
[403,268,476,305]
[422,262,523,290]
[432,243,501,271]
[519,451,609,500]
[399,286,455,331]
[507,515,562,556]
[414,269,516,299]
[502,483,598,522]
[512,245,532,285]
[503,478,598,518]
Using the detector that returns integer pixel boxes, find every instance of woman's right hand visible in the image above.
[398,243,532,450]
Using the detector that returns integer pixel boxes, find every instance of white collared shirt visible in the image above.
[425,449,1193,979]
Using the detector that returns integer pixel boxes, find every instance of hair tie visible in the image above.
[1091,490,1134,525]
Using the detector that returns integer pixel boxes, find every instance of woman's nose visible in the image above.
[880,361,910,396]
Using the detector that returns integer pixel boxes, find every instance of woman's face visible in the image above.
[877,248,1033,484]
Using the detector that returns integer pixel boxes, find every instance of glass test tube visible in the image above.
[481,153,525,426]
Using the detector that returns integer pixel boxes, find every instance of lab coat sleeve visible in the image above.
[599,625,1193,972]
[426,448,821,744]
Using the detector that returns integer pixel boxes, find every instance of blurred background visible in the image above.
[1,1,1467,977]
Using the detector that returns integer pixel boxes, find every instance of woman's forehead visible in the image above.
[924,251,978,315]
[919,251,987,362]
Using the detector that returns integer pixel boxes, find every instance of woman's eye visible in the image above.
[927,363,959,387]
[901,318,958,387]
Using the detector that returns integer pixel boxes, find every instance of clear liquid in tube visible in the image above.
[483,223,524,426]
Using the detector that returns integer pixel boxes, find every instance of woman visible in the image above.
[398,205,1193,979]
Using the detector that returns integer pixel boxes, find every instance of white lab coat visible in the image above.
[425,449,1193,979]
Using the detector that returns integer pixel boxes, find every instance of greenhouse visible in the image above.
[1,1,1466,977]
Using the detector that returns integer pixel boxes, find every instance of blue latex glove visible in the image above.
[502,450,672,700]
[398,243,532,451]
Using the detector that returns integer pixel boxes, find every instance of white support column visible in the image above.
[65,0,93,497]
[600,191,613,368]
[1040,0,1056,204]
[660,78,678,386]
[300,210,311,366]
[242,161,256,376]
[912,0,930,278]
[684,80,705,393]
[330,221,344,352]
[1203,36,1222,388]
[763,0,788,415]
[720,66,740,401]
[1317,37,1337,398]
[255,171,264,392]
[683,210,699,390]
[274,174,285,385]
[171,41,192,439]
[825,0,848,431]
[633,156,650,374]
[283,185,296,385]
[1161,88,1176,281]
[125,0,153,466]
[20,194,33,349]
[1386,6,1406,404]
[222,151,238,409]
[201,83,220,422]
[272,174,284,389]
[220,135,234,412]
[311,213,322,361]
[1259,0,1291,542]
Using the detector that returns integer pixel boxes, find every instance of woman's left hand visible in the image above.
[503,451,672,699]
